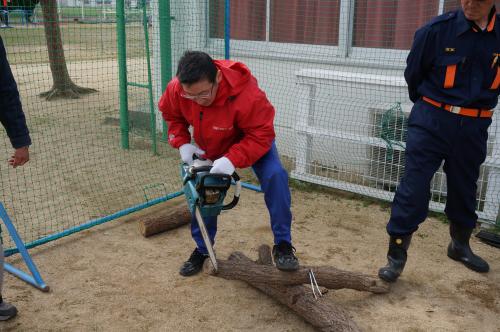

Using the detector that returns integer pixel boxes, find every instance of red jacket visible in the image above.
[158,60,275,169]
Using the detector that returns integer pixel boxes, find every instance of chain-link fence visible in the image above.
[204,0,500,224]
[1,0,499,256]
[0,0,186,253]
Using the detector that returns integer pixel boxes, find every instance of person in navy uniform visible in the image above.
[0,35,31,320]
[379,0,499,282]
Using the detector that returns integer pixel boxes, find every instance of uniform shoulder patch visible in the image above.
[428,10,456,27]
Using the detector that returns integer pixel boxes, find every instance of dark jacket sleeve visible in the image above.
[404,26,435,103]
[0,36,31,149]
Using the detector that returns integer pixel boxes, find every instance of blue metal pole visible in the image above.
[241,181,262,192]
[4,191,184,257]
[4,263,49,292]
[0,203,49,291]
[224,0,230,59]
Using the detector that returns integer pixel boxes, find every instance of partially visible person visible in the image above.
[0,0,9,27]
[379,0,498,283]
[0,35,32,320]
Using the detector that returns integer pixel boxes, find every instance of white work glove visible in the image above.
[210,157,235,175]
[179,143,205,165]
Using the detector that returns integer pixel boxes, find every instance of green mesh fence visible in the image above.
[0,0,187,251]
[1,0,499,255]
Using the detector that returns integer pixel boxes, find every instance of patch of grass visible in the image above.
[3,23,146,65]
[288,178,392,210]
[482,223,500,234]
[428,211,449,224]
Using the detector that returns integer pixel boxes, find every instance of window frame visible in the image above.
[206,0,446,68]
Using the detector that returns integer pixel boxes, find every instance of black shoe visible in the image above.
[179,248,208,277]
[273,241,299,271]
[378,235,412,283]
[447,224,489,273]
[0,298,17,321]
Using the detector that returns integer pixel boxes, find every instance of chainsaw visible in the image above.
[181,159,241,271]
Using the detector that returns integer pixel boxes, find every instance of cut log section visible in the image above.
[138,199,191,237]
[204,245,364,332]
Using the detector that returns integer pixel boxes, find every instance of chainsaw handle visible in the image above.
[186,165,240,184]
[190,165,213,174]
[182,165,212,185]
[222,172,241,210]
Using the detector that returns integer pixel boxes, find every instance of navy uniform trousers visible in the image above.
[387,100,492,236]
[191,142,292,255]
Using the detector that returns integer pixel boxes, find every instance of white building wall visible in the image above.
[150,0,500,222]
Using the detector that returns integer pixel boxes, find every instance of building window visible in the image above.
[353,0,439,50]
[209,0,340,45]
[270,0,340,46]
[209,0,266,41]
[208,0,500,60]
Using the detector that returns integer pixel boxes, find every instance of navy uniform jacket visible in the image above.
[0,35,30,149]
[405,7,500,110]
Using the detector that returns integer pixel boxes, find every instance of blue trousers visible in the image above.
[191,142,293,255]
[387,100,491,236]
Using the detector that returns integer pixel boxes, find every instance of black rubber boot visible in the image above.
[179,248,208,277]
[447,223,489,273]
[378,235,412,282]
[273,241,299,271]
[0,297,17,321]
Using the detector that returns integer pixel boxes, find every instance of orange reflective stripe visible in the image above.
[444,64,457,88]
[487,14,496,32]
[422,97,493,118]
[460,108,479,117]
[460,109,494,118]
[491,67,500,89]
[480,110,494,118]
[422,97,441,108]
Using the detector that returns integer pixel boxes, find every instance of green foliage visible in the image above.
[379,102,407,160]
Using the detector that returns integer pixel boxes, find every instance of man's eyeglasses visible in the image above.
[180,83,216,100]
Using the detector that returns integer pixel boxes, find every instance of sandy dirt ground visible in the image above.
[1,187,499,332]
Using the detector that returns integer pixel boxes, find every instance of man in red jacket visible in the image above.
[159,51,299,276]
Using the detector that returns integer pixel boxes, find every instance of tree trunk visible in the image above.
[204,252,388,294]
[204,247,362,332]
[39,0,97,100]
[138,202,191,237]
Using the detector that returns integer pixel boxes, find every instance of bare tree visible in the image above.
[39,0,97,100]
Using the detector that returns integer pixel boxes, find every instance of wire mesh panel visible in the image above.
[0,0,181,250]
[1,0,499,255]
[203,0,500,224]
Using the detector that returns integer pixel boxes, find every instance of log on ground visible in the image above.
[138,199,191,237]
[205,249,388,294]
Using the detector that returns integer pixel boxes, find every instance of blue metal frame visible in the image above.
[0,203,49,292]
[0,181,260,292]
[224,0,230,59]
[4,191,184,257]
[241,182,262,192]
